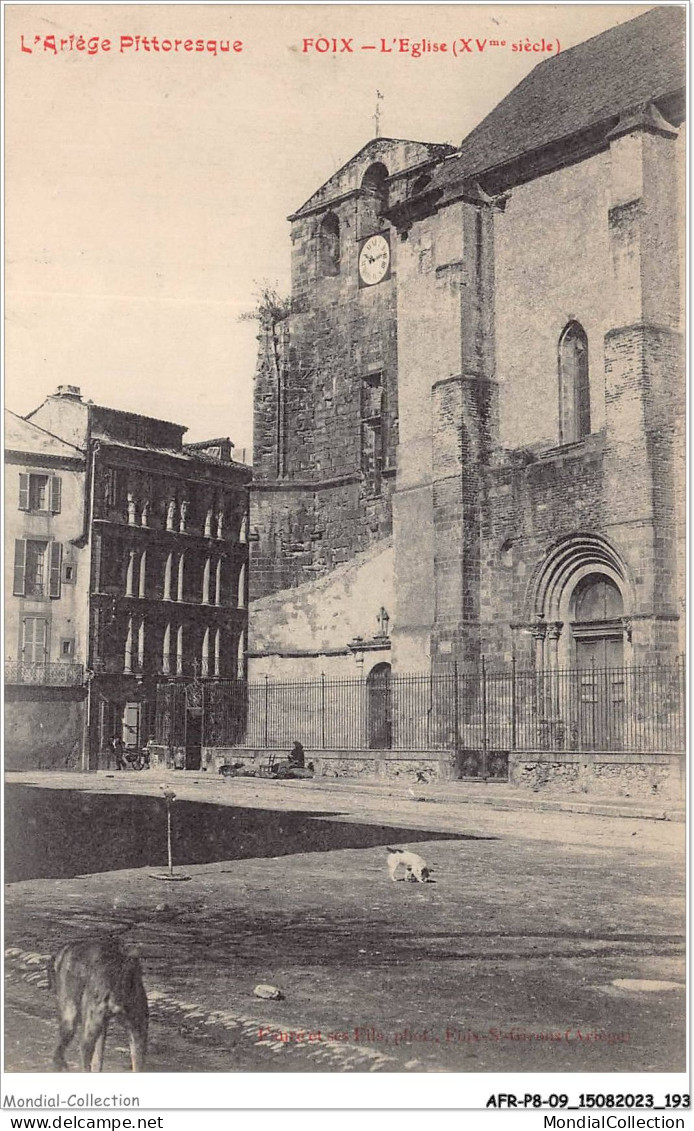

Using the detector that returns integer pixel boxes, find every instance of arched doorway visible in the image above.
[571,573,625,750]
[367,662,392,750]
[572,573,624,667]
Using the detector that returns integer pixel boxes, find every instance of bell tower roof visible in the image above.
[289,137,454,220]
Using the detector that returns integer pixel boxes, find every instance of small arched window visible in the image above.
[362,162,389,204]
[359,163,389,238]
[558,321,590,444]
[319,212,340,277]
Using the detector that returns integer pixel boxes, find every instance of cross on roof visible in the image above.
[373,90,384,138]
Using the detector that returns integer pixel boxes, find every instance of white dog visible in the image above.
[386,847,431,883]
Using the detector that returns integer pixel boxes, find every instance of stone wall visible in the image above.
[202,746,454,782]
[199,745,683,801]
[509,750,684,802]
[494,152,610,449]
[249,540,393,671]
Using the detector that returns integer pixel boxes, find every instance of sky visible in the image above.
[5,2,649,458]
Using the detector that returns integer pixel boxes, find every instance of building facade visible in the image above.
[5,410,88,769]
[249,8,685,699]
[9,385,251,769]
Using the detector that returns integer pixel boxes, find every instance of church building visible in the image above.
[249,7,685,700]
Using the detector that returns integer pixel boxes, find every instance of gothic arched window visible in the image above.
[319,212,340,276]
[558,321,590,444]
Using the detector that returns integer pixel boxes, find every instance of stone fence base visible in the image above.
[509,750,684,801]
[201,747,452,782]
[199,746,684,801]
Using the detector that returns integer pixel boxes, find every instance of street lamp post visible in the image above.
[150,787,190,882]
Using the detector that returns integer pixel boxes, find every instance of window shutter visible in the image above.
[21,617,35,657]
[49,542,63,598]
[18,474,29,511]
[50,476,62,513]
[13,540,27,597]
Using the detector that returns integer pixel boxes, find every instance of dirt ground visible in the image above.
[3,773,686,1073]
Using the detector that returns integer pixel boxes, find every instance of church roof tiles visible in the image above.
[436,5,685,193]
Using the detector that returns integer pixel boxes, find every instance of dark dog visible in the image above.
[49,936,148,1072]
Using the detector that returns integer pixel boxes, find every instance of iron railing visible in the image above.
[5,661,84,687]
[154,659,685,764]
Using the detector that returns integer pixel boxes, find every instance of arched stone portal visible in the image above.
[525,535,634,750]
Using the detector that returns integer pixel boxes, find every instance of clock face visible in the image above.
[358,233,391,287]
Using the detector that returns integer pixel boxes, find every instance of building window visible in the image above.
[22,617,48,663]
[162,623,171,674]
[319,212,340,276]
[26,541,47,597]
[137,619,145,671]
[19,473,61,513]
[361,373,385,495]
[61,639,75,658]
[13,539,61,598]
[124,617,134,673]
[201,627,210,677]
[215,559,222,606]
[176,625,184,676]
[63,562,76,584]
[125,549,136,597]
[163,552,174,601]
[29,475,48,510]
[559,321,590,444]
[138,551,147,599]
[104,468,119,507]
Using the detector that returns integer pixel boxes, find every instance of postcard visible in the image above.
[3,2,687,1121]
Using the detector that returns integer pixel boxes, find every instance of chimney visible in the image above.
[54,385,82,400]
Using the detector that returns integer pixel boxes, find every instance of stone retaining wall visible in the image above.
[200,746,684,800]
[509,750,684,801]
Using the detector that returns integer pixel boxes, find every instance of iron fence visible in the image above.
[4,661,84,687]
[154,659,685,768]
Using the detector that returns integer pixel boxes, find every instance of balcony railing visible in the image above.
[5,661,84,687]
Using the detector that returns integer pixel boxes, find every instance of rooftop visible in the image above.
[433,5,685,193]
